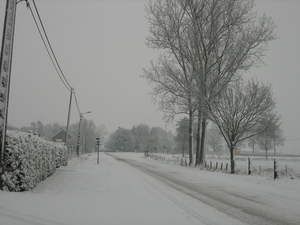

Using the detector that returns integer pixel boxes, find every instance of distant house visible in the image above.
[51,129,72,144]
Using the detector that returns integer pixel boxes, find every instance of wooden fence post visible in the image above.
[274,159,278,179]
[248,157,251,175]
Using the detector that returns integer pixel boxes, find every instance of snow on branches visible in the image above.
[1,130,68,191]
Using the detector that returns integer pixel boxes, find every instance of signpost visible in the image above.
[96,137,101,164]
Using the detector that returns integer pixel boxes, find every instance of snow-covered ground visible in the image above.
[149,153,300,178]
[1,152,300,225]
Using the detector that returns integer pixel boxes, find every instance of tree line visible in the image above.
[143,0,280,173]
[104,124,174,153]
[7,122,182,155]
[7,120,109,154]
[176,117,284,158]
[7,114,284,163]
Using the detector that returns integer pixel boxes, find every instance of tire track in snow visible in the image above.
[108,153,300,225]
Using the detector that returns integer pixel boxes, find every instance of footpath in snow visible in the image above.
[0,152,300,225]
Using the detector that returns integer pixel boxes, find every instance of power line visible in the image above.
[286,139,300,142]
[25,0,73,91]
[25,1,71,91]
[20,0,85,115]
[31,0,73,90]
[73,90,82,116]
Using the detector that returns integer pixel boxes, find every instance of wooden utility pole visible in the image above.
[76,114,83,157]
[76,111,90,157]
[65,88,73,149]
[0,0,17,188]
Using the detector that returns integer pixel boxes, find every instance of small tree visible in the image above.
[272,127,285,154]
[209,79,280,174]
[256,118,284,159]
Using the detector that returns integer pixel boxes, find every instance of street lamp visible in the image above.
[76,111,91,157]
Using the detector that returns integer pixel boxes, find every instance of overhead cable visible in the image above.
[26,2,71,91]
[31,0,73,90]
[73,91,82,116]
[22,0,84,115]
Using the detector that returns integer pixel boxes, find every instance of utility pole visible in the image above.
[65,88,73,150]
[0,0,17,189]
[76,114,83,157]
[76,111,90,157]
[82,119,86,153]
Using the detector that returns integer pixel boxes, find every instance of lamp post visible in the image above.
[76,111,91,157]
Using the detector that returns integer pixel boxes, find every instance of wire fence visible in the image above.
[147,153,300,179]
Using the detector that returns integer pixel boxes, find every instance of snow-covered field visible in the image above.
[1,152,300,225]
[149,153,300,178]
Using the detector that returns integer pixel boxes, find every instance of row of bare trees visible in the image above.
[143,0,278,173]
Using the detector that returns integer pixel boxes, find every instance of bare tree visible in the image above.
[143,53,196,165]
[272,127,285,154]
[209,79,280,173]
[182,0,277,166]
[144,0,277,167]
[256,118,284,159]
[146,0,199,166]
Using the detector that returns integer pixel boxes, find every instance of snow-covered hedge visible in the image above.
[1,130,68,192]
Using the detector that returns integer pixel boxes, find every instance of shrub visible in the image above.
[1,131,68,192]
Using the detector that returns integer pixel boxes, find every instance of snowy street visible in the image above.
[1,153,300,225]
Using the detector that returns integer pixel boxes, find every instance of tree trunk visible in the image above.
[265,137,268,160]
[230,146,235,174]
[199,118,207,165]
[195,110,202,166]
[188,110,194,167]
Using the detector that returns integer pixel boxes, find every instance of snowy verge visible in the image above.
[1,130,68,192]
[148,153,300,180]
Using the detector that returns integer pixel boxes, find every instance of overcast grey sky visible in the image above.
[1,0,299,152]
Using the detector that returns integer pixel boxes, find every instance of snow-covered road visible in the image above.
[1,152,299,225]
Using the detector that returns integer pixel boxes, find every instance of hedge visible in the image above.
[1,130,68,192]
